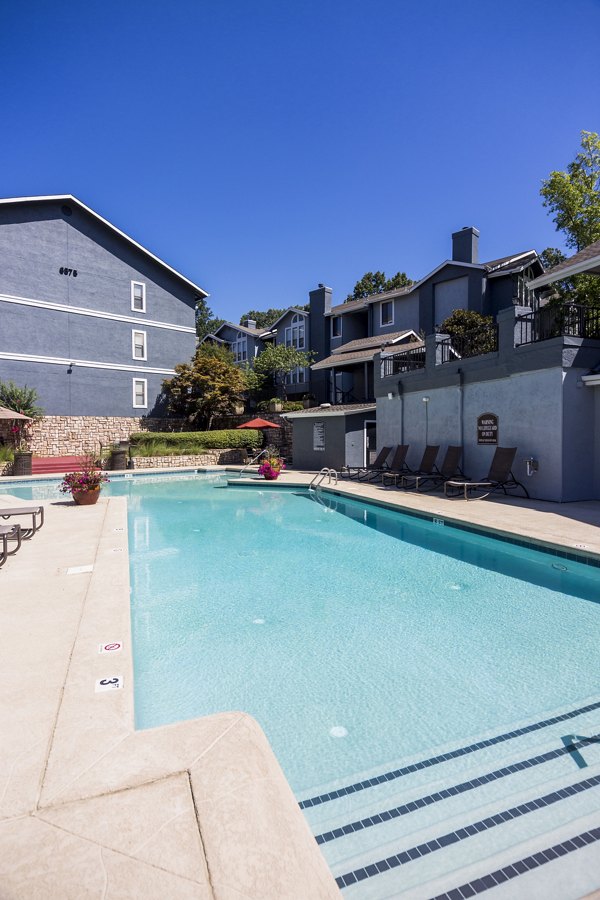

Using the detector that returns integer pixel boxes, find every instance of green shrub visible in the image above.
[129,429,262,457]
[0,446,14,463]
[256,399,303,412]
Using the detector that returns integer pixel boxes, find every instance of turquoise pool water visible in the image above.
[7,473,600,795]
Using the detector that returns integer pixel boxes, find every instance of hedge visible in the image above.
[129,429,263,453]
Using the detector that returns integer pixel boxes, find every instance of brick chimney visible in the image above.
[452,227,479,264]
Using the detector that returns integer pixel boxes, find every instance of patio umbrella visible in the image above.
[236,418,281,429]
[0,406,31,420]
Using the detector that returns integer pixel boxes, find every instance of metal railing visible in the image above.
[237,448,269,478]
[381,346,426,377]
[436,324,499,364]
[309,468,338,490]
[516,304,600,345]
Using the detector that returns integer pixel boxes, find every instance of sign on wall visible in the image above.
[477,412,498,444]
[313,422,325,451]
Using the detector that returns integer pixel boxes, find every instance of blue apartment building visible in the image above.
[0,195,205,416]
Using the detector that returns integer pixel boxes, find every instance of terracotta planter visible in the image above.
[73,489,101,505]
[263,472,279,481]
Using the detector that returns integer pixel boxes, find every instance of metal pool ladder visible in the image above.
[237,448,269,478]
[309,468,338,491]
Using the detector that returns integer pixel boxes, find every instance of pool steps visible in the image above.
[299,695,600,897]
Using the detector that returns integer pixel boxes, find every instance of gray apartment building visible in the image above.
[0,195,205,416]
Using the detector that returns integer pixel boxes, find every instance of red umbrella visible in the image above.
[236,418,281,429]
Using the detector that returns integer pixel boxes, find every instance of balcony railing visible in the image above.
[516,304,600,345]
[381,345,426,377]
[436,324,499,364]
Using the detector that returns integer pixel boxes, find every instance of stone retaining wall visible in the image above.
[0,416,186,457]
[131,449,246,469]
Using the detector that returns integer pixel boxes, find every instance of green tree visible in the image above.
[195,296,225,341]
[0,380,43,418]
[540,131,600,306]
[439,309,497,356]
[346,270,413,302]
[252,344,313,399]
[162,344,246,429]
[239,309,285,330]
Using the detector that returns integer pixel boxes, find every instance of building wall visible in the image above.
[0,199,198,416]
[370,293,420,337]
[377,369,566,500]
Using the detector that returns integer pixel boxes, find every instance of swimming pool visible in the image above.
[7,473,600,896]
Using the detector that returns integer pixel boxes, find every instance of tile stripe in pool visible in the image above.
[299,697,600,809]
[334,771,600,888]
[429,825,600,899]
[316,733,600,845]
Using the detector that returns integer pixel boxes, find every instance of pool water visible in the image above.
[9,473,600,795]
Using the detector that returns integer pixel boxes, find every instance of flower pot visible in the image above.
[73,489,101,505]
[263,471,279,480]
[13,450,32,476]
[268,400,283,413]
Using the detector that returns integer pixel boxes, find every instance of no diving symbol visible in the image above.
[99,641,122,654]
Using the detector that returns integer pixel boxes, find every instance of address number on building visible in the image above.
[59,267,78,276]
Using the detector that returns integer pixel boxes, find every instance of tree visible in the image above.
[239,309,285,330]
[252,344,313,399]
[346,270,413,302]
[195,296,225,341]
[439,309,497,356]
[162,344,246,429]
[540,131,600,306]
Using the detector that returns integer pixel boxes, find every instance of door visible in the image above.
[364,420,377,465]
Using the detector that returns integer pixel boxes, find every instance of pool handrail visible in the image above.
[237,448,269,478]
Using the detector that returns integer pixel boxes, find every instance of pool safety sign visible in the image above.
[477,412,498,444]
[313,422,325,451]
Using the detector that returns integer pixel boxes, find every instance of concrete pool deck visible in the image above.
[2,467,600,898]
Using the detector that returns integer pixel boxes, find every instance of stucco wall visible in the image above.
[377,369,566,500]
[0,199,198,416]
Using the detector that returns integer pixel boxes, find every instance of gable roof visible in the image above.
[0,195,209,298]
[211,320,264,338]
[332,329,420,354]
[527,239,600,288]
[329,250,542,315]
[312,329,420,370]
[267,307,309,330]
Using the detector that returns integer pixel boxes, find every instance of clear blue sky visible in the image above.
[1,0,598,323]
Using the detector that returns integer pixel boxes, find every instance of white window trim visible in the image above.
[380,300,394,327]
[331,316,341,338]
[132,378,148,409]
[131,281,146,313]
[131,329,147,361]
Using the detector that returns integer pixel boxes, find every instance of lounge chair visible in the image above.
[0,505,44,538]
[382,445,439,488]
[341,445,393,481]
[401,445,465,492]
[444,447,529,500]
[0,523,22,567]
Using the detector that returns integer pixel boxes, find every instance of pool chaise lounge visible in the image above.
[382,444,439,488]
[0,523,21,567]
[400,444,465,492]
[341,444,394,481]
[444,446,529,500]
[0,504,45,537]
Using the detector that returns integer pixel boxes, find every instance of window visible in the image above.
[131,281,146,312]
[231,334,247,363]
[132,330,147,360]
[284,313,306,350]
[285,366,307,385]
[380,300,394,327]
[331,316,341,338]
[132,378,147,408]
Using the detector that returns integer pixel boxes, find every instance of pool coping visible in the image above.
[0,487,340,899]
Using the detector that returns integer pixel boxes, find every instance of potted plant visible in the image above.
[268,398,283,413]
[59,460,109,505]
[0,380,44,476]
[302,393,316,409]
[258,446,286,480]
